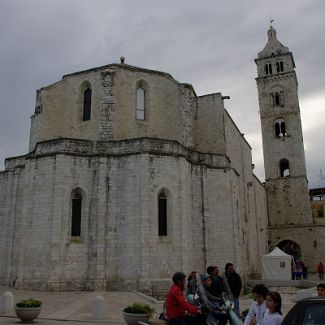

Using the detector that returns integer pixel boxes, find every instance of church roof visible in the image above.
[258,26,290,59]
[63,62,175,81]
[62,62,196,96]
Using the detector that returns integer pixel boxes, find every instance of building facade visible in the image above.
[0,27,323,293]
[0,61,268,292]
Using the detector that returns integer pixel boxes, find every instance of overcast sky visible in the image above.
[0,0,324,188]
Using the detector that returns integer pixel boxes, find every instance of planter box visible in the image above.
[123,311,151,325]
[15,307,41,323]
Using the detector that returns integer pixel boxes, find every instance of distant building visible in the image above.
[0,27,324,293]
[310,188,325,223]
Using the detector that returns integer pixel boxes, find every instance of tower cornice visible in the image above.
[255,52,295,67]
[256,71,298,85]
[259,110,301,119]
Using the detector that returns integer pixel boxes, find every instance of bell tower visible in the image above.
[255,26,312,227]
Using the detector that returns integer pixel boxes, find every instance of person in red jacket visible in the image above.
[317,262,324,280]
[166,272,204,325]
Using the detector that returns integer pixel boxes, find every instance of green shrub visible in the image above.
[16,298,42,308]
[243,286,252,296]
[123,302,155,316]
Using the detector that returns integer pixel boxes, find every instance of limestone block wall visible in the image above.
[29,65,202,153]
[28,64,232,158]
[261,113,307,179]
[194,93,226,154]
[224,110,268,277]
[0,167,25,286]
[266,177,312,226]
[0,135,267,291]
[113,67,192,147]
[29,69,106,151]
[257,73,308,180]
[268,225,325,272]
[29,83,64,151]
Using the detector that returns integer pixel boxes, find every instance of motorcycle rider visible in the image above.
[195,273,228,325]
[165,272,204,325]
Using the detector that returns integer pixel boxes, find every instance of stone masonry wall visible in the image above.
[224,110,268,277]
[0,135,266,291]
[28,64,229,156]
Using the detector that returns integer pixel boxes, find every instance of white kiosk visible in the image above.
[262,247,293,280]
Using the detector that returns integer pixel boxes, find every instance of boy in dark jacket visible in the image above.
[224,263,242,318]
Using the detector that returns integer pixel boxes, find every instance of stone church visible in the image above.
[0,27,323,293]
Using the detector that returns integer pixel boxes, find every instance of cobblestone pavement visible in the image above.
[0,284,318,325]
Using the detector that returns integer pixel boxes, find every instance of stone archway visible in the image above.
[278,240,302,260]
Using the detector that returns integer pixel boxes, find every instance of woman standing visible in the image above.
[261,291,282,325]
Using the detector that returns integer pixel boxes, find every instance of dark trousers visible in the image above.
[210,310,228,325]
[320,271,324,280]
[168,315,205,325]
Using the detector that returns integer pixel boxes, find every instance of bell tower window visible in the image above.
[276,61,284,73]
[265,62,273,75]
[280,159,290,177]
[275,119,287,137]
[271,91,285,107]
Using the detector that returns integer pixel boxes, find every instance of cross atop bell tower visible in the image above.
[255,26,312,226]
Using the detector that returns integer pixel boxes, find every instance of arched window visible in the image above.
[136,86,145,120]
[83,88,92,121]
[271,91,285,107]
[280,121,286,135]
[71,192,82,236]
[280,159,290,177]
[275,122,280,137]
[276,61,284,73]
[275,119,287,137]
[265,62,272,75]
[158,191,167,236]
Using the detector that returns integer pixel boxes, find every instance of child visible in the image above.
[244,284,268,325]
[317,283,325,297]
[262,291,282,325]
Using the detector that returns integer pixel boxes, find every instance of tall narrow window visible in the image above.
[71,192,82,236]
[280,159,290,177]
[280,91,285,107]
[265,62,272,75]
[158,191,167,236]
[274,93,280,106]
[276,61,284,73]
[280,121,286,135]
[275,120,287,137]
[136,86,145,120]
[271,91,285,107]
[83,88,92,121]
[275,122,280,137]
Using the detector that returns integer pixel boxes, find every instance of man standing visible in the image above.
[224,263,242,318]
[317,262,324,280]
[207,265,233,301]
[165,272,203,325]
